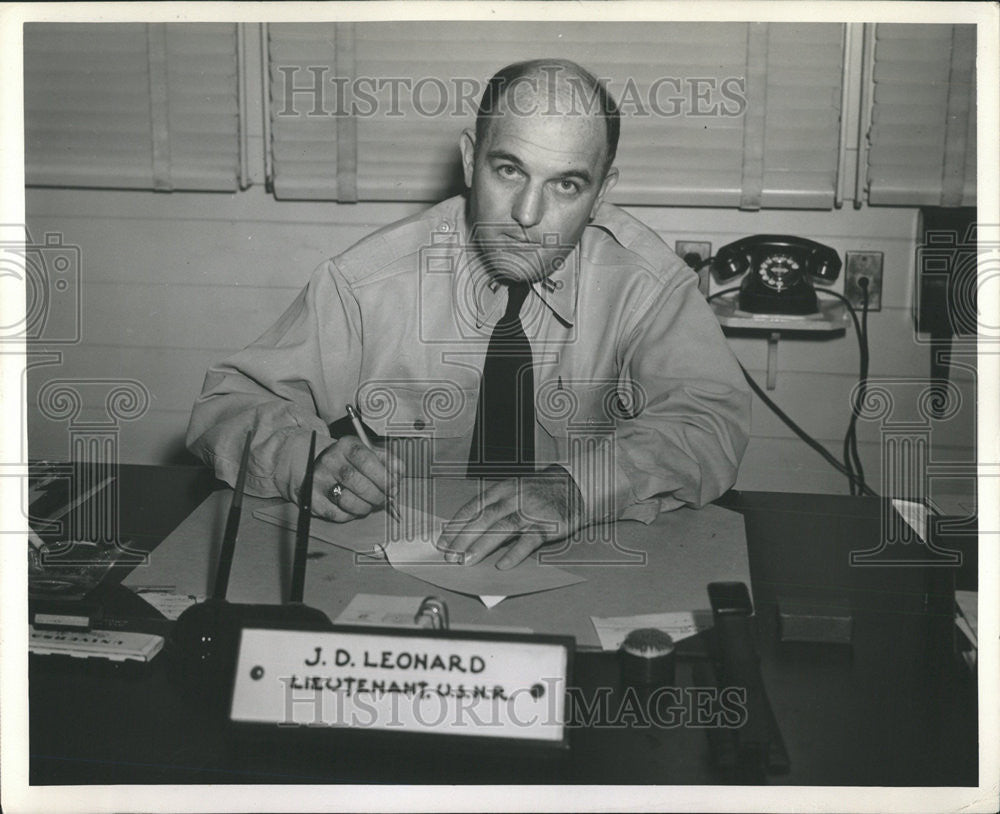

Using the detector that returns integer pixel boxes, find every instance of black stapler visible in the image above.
[169,432,332,713]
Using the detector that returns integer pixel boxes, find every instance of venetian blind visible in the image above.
[24,23,241,192]
[867,24,977,207]
[268,21,844,208]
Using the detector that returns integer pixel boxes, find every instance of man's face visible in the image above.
[460,92,618,284]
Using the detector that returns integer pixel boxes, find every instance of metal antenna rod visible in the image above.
[289,431,317,604]
[212,432,253,600]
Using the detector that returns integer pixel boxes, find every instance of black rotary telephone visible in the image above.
[711,235,842,315]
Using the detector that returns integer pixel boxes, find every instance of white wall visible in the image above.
[25,186,977,496]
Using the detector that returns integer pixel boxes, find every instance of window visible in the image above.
[24,23,242,192]
[866,24,976,206]
[266,21,846,209]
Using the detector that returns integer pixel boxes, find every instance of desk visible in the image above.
[28,464,978,786]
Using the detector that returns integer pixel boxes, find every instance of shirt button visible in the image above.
[438,222,451,232]
[413,417,426,431]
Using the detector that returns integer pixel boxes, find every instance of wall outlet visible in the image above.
[844,251,883,312]
[675,241,712,295]
[675,241,712,268]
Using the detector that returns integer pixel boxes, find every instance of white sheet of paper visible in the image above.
[590,610,714,652]
[132,588,204,621]
[335,594,534,633]
[257,502,586,608]
[891,498,930,542]
[382,511,586,607]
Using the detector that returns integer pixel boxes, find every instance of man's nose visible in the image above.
[511,183,544,230]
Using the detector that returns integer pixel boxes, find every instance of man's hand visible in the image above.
[310,437,405,522]
[438,466,585,570]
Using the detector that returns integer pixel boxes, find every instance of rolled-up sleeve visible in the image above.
[186,260,362,502]
[566,271,750,524]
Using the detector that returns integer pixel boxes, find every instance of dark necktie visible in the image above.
[468,281,535,477]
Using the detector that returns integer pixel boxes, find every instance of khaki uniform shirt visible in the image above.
[187,195,750,524]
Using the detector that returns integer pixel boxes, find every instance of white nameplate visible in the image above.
[230,627,571,744]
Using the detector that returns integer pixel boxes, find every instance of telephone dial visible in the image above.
[711,235,842,315]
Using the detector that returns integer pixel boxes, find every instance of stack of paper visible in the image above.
[253,503,585,608]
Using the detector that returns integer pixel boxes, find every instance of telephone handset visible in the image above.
[711,235,842,315]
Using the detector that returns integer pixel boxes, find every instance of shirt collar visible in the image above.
[452,205,505,329]
[456,203,582,329]
[530,245,579,327]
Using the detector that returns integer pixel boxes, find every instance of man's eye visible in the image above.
[556,179,580,195]
[497,165,520,179]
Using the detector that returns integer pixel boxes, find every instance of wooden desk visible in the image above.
[28,465,978,786]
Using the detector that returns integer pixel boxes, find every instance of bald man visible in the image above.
[187,59,750,570]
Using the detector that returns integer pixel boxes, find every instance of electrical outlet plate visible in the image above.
[844,251,883,312]
[675,241,712,295]
[675,241,712,268]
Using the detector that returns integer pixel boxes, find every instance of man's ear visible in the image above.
[590,167,619,219]
[459,129,476,189]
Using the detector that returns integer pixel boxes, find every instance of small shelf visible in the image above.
[709,292,849,390]
[709,291,849,333]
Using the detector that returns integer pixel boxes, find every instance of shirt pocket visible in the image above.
[535,378,626,442]
[356,380,479,439]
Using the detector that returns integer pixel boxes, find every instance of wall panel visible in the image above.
[25,186,976,497]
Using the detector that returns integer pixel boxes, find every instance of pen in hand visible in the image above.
[346,404,401,523]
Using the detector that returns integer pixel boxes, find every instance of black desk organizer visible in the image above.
[700,582,790,781]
